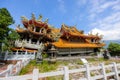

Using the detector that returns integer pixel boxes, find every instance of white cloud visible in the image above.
[57,0,66,13]
[112,5,120,11]
[88,13,96,20]
[77,0,87,6]
[94,0,118,13]
[87,0,120,40]
[91,28,120,40]
[89,12,120,40]
[98,1,118,13]
[88,0,120,20]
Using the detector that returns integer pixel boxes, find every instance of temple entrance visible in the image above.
[94,48,99,52]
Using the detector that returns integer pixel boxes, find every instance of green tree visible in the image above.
[0,8,14,51]
[2,29,20,51]
[108,42,120,56]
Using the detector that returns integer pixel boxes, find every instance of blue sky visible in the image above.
[0,0,120,40]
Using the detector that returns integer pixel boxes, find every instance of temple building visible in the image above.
[51,24,105,56]
[12,14,105,56]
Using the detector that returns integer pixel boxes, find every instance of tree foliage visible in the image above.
[0,8,14,27]
[2,29,20,51]
[0,8,19,51]
[108,42,120,56]
[0,8,14,42]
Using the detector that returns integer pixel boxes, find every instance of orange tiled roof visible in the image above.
[52,39,105,48]
[51,28,60,33]
[11,48,37,52]
[61,25,84,36]
[16,27,27,33]
[61,24,100,39]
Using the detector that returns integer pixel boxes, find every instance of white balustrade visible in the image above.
[0,62,120,80]
[15,40,44,49]
[3,51,36,60]
[0,59,30,78]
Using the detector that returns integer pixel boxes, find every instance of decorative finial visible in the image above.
[90,31,92,35]
[17,24,20,28]
[21,16,28,21]
[31,13,35,20]
[38,14,42,21]
[62,23,65,27]
[45,18,49,23]
[100,35,103,38]
[74,24,77,27]
[96,32,99,36]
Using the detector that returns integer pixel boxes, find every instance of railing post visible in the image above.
[16,50,18,55]
[29,39,31,44]
[25,59,29,66]
[33,51,36,59]
[32,69,39,80]
[25,50,28,55]
[4,51,8,60]
[22,59,26,67]
[63,66,69,80]
[6,64,13,77]
[100,63,107,80]
[16,61,21,74]
[15,50,18,60]
[112,62,119,80]
[85,64,91,80]
[25,50,27,59]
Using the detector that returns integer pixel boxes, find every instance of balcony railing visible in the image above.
[15,40,44,49]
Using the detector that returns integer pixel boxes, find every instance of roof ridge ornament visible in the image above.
[96,32,99,36]
[99,35,103,39]
[44,18,49,23]
[31,13,36,20]
[21,16,28,21]
[74,24,77,28]
[38,14,42,21]
[90,31,93,35]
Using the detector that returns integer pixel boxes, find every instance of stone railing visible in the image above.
[0,59,30,77]
[0,62,120,80]
[1,51,36,60]
[15,40,44,49]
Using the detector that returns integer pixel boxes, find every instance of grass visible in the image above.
[19,60,70,75]
[19,58,120,75]
[19,60,36,75]
[19,59,83,79]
